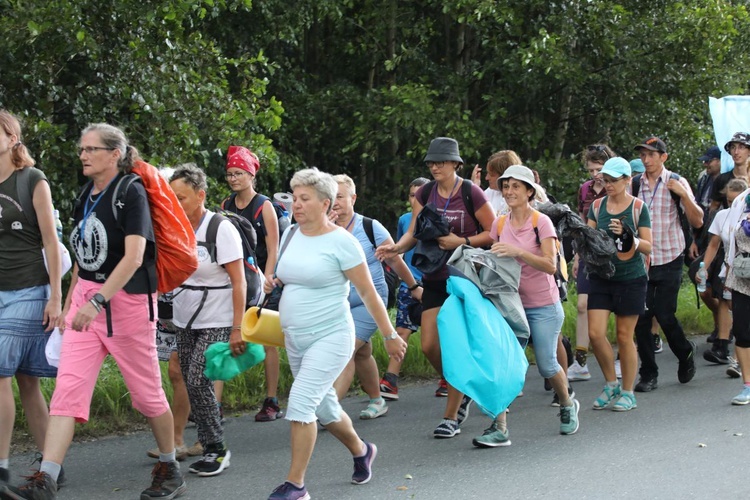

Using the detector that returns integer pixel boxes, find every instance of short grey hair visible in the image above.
[332,174,356,195]
[170,163,207,192]
[290,168,338,211]
[81,123,140,173]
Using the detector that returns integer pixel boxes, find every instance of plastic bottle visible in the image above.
[54,209,63,242]
[696,262,707,293]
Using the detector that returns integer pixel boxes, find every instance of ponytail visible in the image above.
[0,110,35,169]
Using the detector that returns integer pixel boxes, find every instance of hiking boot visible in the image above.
[255,398,283,422]
[567,361,591,381]
[147,445,188,461]
[188,445,231,477]
[268,482,311,500]
[379,377,399,401]
[703,341,730,365]
[435,379,448,397]
[731,386,750,406]
[472,421,511,448]
[727,358,742,379]
[559,399,580,435]
[351,441,377,485]
[653,334,663,353]
[2,471,57,500]
[634,377,658,392]
[612,392,637,412]
[551,387,575,407]
[359,398,388,420]
[678,342,697,383]
[433,419,460,439]
[593,383,621,410]
[457,396,472,426]
[140,461,186,500]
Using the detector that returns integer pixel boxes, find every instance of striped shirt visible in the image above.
[636,168,696,266]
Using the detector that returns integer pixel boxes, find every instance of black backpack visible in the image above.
[631,172,694,264]
[362,216,399,309]
[222,193,291,269]
[417,179,481,231]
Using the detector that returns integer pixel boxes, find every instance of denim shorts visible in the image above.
[0,285,57,378]
[350,289,388,342]
[526,301,565,379]
[395,285,419,331]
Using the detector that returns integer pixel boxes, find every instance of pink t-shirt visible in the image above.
[490,211,559,308]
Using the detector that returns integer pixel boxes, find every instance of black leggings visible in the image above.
[732,290,750,349]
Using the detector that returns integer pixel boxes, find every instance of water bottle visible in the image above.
[54,209,63,242]
[696,262,707,293]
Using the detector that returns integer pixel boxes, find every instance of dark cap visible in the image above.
[698,145,721,162]
[634,136,667,154]
[724,132,750,153]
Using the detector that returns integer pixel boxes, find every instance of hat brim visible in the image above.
[424,153,464,164]
[697,155,712,162]
[634,144,665,153]
[498,172,544,199]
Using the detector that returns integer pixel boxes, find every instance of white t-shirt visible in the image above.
[173,211,244,329]
[708,208,731,278]
[484,187,509,216]
[276,226,365,336]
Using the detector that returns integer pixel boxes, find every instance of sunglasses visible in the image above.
[587,145,611,160]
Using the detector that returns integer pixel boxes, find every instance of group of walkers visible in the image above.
[1,105,750,500]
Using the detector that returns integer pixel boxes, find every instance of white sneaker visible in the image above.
[614,359,622,379]
[567,361,591,381]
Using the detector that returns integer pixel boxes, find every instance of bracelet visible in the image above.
[407,282,421,291]
[465,237,471,246]
[89,299,102,313]
[232,326,242,331]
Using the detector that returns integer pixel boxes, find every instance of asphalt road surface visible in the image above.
[5,335,748,499]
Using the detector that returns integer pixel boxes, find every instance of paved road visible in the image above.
[6,335,748,499]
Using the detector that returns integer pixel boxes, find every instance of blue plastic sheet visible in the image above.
[709,96,750,173]
[437,276,528,419]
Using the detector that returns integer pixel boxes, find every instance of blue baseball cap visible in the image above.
[629,159,645,174]
[698,146,721,162]
[600,157,631,178]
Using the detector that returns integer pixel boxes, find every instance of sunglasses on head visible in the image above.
[587,145,611,160]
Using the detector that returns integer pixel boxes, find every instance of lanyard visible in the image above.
[645,177,663,209]
[432,176,461,213]
[79,176,117,247]
[345,214,356,231]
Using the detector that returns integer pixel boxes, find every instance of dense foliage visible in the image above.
[2,0,749,230]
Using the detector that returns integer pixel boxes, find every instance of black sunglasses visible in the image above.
[587,145,611,160]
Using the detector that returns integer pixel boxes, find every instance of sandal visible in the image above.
[359,398,388,420]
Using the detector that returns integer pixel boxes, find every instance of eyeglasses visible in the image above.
[587,145,611,160]
[225,171,248,179]
[425,161,450,169]
[78,146,115,155]
[602,176,625,184]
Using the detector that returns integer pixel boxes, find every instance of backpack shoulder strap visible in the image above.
[112,174,139,224]
[418,181,437,206]
[15,167,38,227]
[592,197,604,222]
[220,193,236,211]
[531,209,541,245]
[461,179,481,231]
[668,172,685,212]
[205,212,227,262]
[631,174,642,199]
[495,214,508,236]
[362,216,377,251]
[631,197,645,229]
[250,193,270,222]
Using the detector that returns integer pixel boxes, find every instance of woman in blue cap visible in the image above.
[586,157,652,412]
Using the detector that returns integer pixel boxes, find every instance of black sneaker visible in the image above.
[634,377,658,392]
[678,342,697,384]
[543,378,552,391]
[703,341,730,365]
[457,396,472,426]
[188,445,231,477]
[433,419,460,439]
[141,460,187,500]
[351,441,377,485]
[706,329,718,343]
[653,334,663,353]
[2,471,57,500]
[551,387,576,407]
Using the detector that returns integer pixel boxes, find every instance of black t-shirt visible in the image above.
[710,171,735,209]
[224,193,269,271]
[71,174,155,285]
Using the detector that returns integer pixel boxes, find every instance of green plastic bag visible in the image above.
[203,342,265,381]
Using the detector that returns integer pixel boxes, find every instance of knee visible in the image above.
[15,374,40,393]
[577,295,588,315]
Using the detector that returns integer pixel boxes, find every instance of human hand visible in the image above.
[70,301,99,331]
[229,331,245,357]
[263,276,284,294]
[437,233,462,251]
[385,334,407,362]
[375,244,399,260]
[471,164,481,186]
[666,178,687,198]
[410,286,423,302]
[43,297,62,332]
[490,241,522,258]
[688,242,699,260]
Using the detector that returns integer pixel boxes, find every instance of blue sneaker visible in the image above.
[351,441,377,485]
[593,383,621,410]
[731,386,750,406]
[612,392,637,412]
[559,399,580,435]
[472,421,511,448]
[268,481,310,500]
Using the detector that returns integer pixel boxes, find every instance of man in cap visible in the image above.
[710,132,750,210]
[632,136,704,392]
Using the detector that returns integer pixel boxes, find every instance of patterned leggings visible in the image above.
[176,326,230,447]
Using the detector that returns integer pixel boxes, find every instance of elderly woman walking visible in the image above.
[266,168,407,500]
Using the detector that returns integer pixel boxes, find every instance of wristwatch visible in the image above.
[385,331,399,341]
[92,293,107,307]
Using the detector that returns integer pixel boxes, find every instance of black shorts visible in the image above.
[421,278,449,311]
[588,276,648,317]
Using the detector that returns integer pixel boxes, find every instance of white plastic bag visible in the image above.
[45,328,63,368]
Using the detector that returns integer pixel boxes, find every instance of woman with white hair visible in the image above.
[266,168,406,500]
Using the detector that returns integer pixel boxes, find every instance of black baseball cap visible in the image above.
[634,136,667,154]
